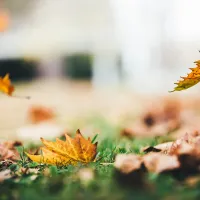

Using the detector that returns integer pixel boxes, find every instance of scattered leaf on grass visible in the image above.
[26,129,98,166]
[114,154,147,188]
[143,153,180,173]
[117,132,200,181]
[114,154,142,174]
[0,141,22,161]
[142,142,173,154]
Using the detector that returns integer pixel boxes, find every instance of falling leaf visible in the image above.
[170,60,200,92]
[26,129,98,166]
[0,74,14,96]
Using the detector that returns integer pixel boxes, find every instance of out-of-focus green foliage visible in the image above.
[64,54,92,80]
[0,59,37,81]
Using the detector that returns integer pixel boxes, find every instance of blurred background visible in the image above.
[0,0,200,140]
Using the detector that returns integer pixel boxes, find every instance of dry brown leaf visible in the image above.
[142,142,173,154]
[143,153,180,173]
[114,154,142,174]
[26,129,98,166]
[114,154,147,188]
[28,105,55,124]
[121,98,181,138]
[0,141,22,161]
[116,131,200,179]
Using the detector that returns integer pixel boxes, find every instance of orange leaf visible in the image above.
[28,105,55,124]
[26,129,98,166]
[0,74,14,96]
[170,60,200,92]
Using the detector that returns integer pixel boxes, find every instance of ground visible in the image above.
[1,80,200,200]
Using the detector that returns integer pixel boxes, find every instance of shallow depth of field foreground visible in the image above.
[1,79,200,200]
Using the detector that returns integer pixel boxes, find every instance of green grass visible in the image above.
[1,117,200,200]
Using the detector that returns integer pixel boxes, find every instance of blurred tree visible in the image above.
[0,59,37,81]
[64,54,92,80]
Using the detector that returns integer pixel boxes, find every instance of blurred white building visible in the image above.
[1,0,200,93]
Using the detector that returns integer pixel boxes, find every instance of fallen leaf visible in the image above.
[0,141,22,161]
[114,154,142,174]
[114,154,147,188]
[142,142,173,154]
[142,146,162,154]
[143,153,180,173]
[28,105,55,124]
[0,74,14,96]
[26,129,98,166]
[170,60,200,92]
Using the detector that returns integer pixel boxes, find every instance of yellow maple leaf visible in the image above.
[170,60,200,92]
[0,74,14,96]
[26,129,98,166]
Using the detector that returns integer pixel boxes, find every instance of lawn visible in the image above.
[1,116,200,200]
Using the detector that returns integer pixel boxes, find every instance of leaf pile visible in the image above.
[115,131,200,179]
[121,98,181,138]
[26,129,98,166]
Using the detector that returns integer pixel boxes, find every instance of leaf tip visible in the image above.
[76,129,81,135]
[94,142,98,146]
